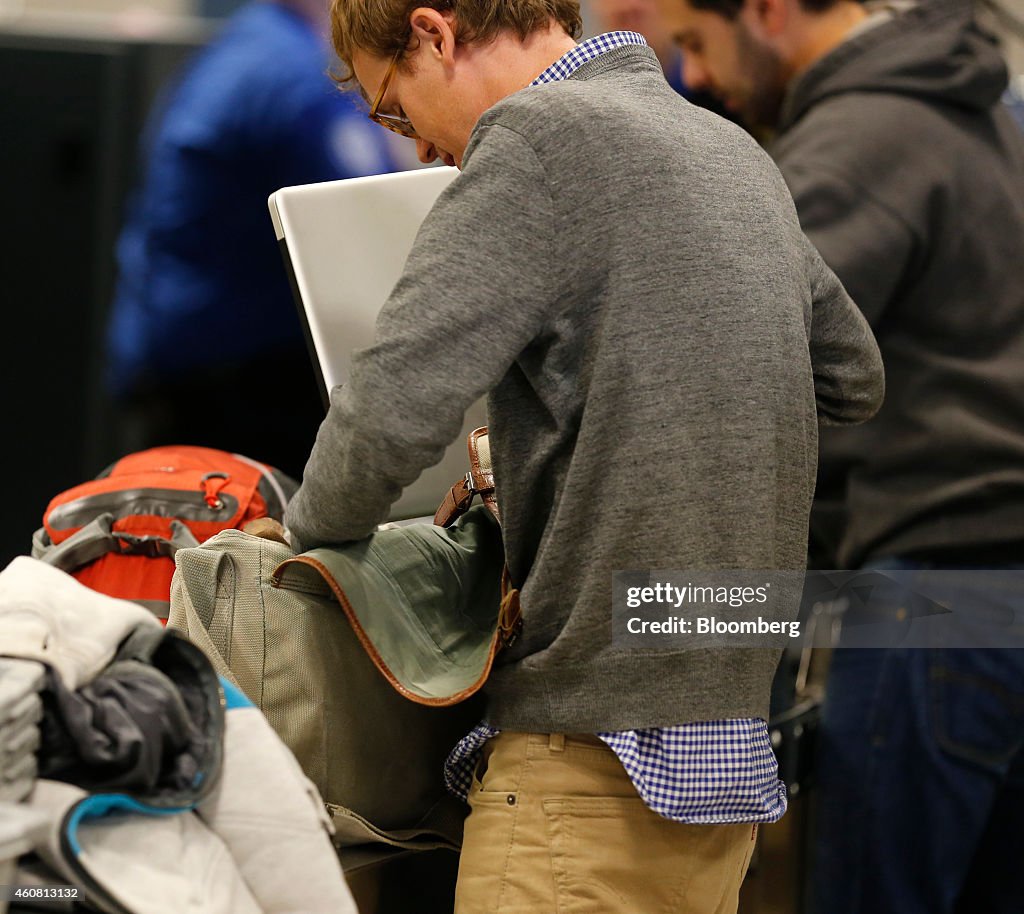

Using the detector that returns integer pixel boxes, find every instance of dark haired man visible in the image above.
[654,0,1024,911]
[285,1,884,909]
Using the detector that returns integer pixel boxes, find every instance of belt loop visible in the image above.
[549,733,565,752]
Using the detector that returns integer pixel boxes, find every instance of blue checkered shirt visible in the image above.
[531,30,649,85]
[445,32,788,825]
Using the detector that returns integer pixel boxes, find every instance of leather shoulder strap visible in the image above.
[434,427,499,527]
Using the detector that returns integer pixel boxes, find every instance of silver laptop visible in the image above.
[268,167,487,521]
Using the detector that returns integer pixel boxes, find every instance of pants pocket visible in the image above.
[543,797,751,914]
[929,648,1024,773]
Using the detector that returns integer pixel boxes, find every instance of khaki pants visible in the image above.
[454,732,757,914]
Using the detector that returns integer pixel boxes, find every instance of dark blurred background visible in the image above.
[1,4,212,569]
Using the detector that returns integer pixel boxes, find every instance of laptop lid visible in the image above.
[269,167,487,521]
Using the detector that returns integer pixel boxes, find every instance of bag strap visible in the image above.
[435,427,520,660]
[35,513,200,575]
[497,566,523,650]
[433,474,477,529]
[167,547,240,688]
[175,546,232,638]
[434,427,498,527]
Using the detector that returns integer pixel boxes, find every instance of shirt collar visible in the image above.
[530,31,648,86]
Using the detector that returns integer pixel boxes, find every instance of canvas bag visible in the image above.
[168,430,518,849]
[275,428,519,707]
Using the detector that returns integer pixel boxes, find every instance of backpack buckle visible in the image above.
[113,532,173,559]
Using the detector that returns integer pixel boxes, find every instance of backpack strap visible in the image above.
[34,513,201,576]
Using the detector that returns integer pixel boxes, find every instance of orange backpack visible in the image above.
[32,445,296,622]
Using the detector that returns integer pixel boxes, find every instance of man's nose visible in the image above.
[416,138,439,164]
[682,55,710,92]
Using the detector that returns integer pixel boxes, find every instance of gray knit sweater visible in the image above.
[286,45,883,732]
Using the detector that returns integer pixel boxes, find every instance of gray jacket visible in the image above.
[287,45,883,732]
[771,0,1024,567]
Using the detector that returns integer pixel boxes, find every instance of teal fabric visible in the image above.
[220,677,254,710]
[275,507,504,703]
[67,794,190,856]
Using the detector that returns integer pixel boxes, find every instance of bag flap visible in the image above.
[272,507,505,706]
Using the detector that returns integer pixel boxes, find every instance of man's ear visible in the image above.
[409,7,457,65]
[741,0,787,40]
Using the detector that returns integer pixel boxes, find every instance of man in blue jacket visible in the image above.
[107,0,399,477]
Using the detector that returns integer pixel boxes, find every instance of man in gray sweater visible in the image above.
[653,0,1024,910]
[285,0,883,909]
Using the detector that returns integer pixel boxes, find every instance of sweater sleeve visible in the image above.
[285,125,555,551]
[804,234,886,426]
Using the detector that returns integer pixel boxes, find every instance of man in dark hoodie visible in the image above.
[653,0,1024,912]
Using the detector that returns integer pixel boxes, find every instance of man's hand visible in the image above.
[242,517,291,547]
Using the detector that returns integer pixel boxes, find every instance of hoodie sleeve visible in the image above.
[285,125,556,552]
[771,90,932,330]
[804,234,886,426]
[786,164,920,327]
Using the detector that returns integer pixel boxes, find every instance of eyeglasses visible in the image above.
[368,45,419,138]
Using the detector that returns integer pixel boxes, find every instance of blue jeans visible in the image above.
[810,560,1024,914]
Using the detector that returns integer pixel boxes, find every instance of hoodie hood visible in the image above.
[779,0,1009,131]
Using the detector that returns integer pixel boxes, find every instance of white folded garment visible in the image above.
[0,754,37,803]
[0,658,45,805]
[0,558,159,690]
[0,658,45,722]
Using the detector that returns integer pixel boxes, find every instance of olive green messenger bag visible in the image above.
[167,427,520,851]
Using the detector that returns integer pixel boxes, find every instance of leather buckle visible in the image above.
[452,473,476,515]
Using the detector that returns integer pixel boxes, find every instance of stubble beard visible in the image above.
[735,22,788,132]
